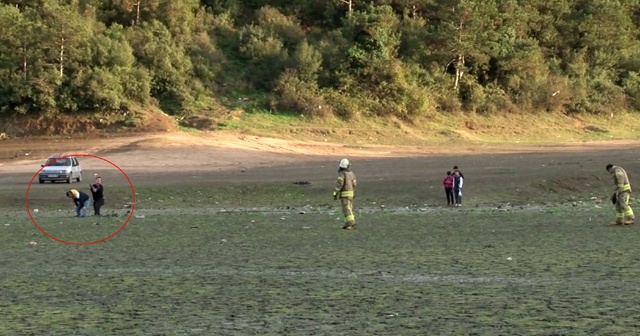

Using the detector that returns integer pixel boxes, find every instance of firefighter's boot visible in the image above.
[342,222,356,230]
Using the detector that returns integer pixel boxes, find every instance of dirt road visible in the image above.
[2,132,640,173]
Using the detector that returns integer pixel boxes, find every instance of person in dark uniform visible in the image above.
[90,176,105,216]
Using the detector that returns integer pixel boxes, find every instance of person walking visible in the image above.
[66,189,91,217]
[453,170,464,207]
[90,176,105,216]
[333,158,357,229]
[443,171,454,206]
[606,164,635,225]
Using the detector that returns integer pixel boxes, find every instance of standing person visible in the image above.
[453,165,464,179]
[443,171,454,206]
[66,189,91,217]
[606,164,635,225]
[453,170,464,207]
[90,176,105,216]
[333,158,357,230]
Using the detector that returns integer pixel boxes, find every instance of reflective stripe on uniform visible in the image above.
[340,190,354,198]
[619,183,631,192]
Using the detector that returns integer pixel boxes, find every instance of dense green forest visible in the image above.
[1,0,640,120]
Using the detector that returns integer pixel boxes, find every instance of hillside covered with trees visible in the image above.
[1,0,640,122]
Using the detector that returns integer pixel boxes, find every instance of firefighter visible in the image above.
[606,164,635,225]
[333,158,357,229]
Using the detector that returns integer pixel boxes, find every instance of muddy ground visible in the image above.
[2,132,639,208]
[1,132,640,335]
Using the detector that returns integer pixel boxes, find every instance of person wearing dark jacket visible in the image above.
[66,189,91,217]
[453,165,464,179]
[453,170,464,207]
[90,176,105,216]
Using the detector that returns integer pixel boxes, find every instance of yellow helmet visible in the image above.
[339,158,350,168]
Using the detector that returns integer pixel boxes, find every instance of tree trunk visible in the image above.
[59,37,64,78]
[340,0,353,19]
[21,41,28,78]
[453,19,464,90]
[23,53,27,78]
[454,54,464,90]
[135,1,141,25]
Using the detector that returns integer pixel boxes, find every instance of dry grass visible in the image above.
[203,110,640,147]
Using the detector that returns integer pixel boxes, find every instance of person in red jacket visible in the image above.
[443,171,454,206]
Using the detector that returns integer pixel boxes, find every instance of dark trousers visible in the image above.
[454,188,462,205]
[445,188,454,205]
[93,198,105,215]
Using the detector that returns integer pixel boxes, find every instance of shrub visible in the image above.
[273,69,330,118]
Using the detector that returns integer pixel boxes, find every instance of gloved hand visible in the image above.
[333,191,338,200]
[611,192,617,205]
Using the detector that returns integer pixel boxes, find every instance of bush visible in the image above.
[323,90,361,120]
[239,24,288,90]
[623,72,640,110]
[273,69,330,118]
